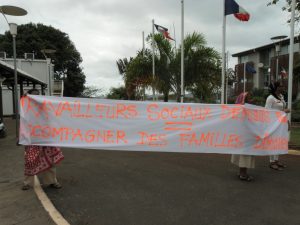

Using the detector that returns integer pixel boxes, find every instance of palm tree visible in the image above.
[152,33,175,101]
[126,50,153,99]
[116,57,136,99]
[183,32,221,102]
[116,31,221,102]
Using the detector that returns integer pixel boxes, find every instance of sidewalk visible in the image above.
[0,118,56,225]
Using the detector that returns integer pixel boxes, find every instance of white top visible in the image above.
[265,94,286,111]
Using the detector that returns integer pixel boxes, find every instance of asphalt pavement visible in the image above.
[1,117,300,225]
[46,145,300,223]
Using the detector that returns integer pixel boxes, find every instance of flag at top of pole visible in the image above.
[154,24,175,41]
[225,0,250,21]
[221,0,250,104]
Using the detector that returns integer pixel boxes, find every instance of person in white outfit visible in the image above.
[265,81,290,171]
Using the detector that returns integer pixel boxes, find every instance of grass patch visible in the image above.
[290,127,300,146]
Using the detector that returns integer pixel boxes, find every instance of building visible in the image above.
[232,35,300,99]
[0,52,63,117]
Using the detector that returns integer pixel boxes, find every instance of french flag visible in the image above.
[225,0,250,21]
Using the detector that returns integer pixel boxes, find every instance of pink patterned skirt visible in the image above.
[24,145,64,176]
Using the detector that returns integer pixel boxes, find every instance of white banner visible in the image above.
[19,95,289,155]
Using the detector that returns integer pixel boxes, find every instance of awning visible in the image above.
[0,60,46,86]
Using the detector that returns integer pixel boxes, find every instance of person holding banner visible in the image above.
[231,92,255,181]
[21,89,64,190]
[265,81,290,171]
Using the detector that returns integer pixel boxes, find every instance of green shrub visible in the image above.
[292,111,300,122]
[292,100,300,122]
[251,96,265,107]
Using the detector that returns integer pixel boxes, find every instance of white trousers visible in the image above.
[269,155,279,163]
[23,167,58,187]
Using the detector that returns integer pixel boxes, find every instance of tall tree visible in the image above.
[268,0,300,22]
[183,33,221,102]
[174,32,221,102]
[0,23,85,97]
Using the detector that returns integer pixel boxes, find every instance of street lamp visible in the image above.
[9,22,18,123]
[0,5,27,139]
[270,35,287,81]
[0,76,6,122]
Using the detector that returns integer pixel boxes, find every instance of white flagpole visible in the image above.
[243,63,246,93]
[225,51,229,103]
[221,0,226,104]
[288,0,296,132]
[142,31,145,54]
[180,0,184,103]
[152,19,155,101]
[173,22,176,51]
[142,31,145,100]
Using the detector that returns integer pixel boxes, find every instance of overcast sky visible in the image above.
[0,0,292,93]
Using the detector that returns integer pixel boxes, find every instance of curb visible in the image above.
[33,176,70,225]
[288,150,300,155]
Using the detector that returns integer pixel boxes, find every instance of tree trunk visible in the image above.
[163,91,169,102]
[176,84,181,102]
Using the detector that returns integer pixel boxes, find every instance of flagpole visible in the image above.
[173,22,176,51]
[180,0,184,103]
[243,62,246,93]
[225,51,229,103]
[142,31,145,55]
[142,31,145,101]
[221,0,226,104]
[276,56,279,80]
[152,19,155,101]
[288,0,296,133]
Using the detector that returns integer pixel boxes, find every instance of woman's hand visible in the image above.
[284,108,291,113]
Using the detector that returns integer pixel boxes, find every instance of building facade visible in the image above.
[0,53,54,116]
[232,36,300,98]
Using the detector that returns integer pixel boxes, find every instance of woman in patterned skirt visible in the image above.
[21,89,64,190]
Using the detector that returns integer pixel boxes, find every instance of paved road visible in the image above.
[45,148,300,225]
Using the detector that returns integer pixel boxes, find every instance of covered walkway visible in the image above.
[0,59,47,120]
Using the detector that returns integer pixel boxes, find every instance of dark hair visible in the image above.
[268,81,281,100]
[27,88,40,95]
